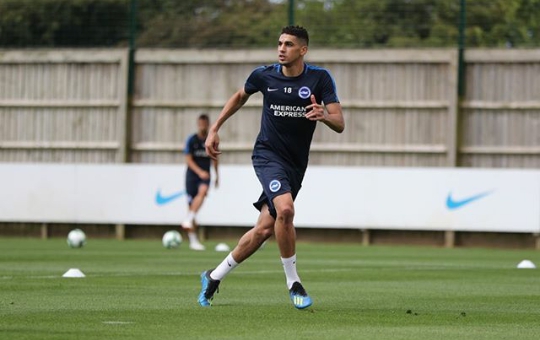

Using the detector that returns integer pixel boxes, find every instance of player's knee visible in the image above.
[197,186,209,197]
[258,226,274,239]
[254,219,274,239]
[276,204,295,223]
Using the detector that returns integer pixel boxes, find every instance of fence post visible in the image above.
[288,0,295,25]
[457,0,467,98]
[122,0,138,164]
[447,50,459,167]
[447,0,466,169]
[116,224,126,241]
[41,223,49,239]
[444,230,455,248]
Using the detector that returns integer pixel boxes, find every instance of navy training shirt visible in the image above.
[245,63,339,170]
[184,134,211,177]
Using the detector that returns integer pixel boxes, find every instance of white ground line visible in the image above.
[0,263,513,280]
[102,321,134,325]
[0,268,351,280]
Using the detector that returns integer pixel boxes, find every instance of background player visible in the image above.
[198,26,344,308]
[182,113,219,251]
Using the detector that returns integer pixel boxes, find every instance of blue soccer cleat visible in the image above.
[198,270,220,307]
[289,282,313,309]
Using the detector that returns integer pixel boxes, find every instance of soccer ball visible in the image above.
[162,230,182,249]
[67,229,86,248]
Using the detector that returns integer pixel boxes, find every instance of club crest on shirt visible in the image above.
[298,86,311,99]
[269,179,281,192]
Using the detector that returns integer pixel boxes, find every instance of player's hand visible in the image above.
[305,95,328,121]
[205,129,221,160]
[199,171,210,180]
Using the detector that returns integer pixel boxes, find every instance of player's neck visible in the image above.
[282,62,305,77]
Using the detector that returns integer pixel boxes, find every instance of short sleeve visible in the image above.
[184,135,193,155]
[244,66,265,95]
[320,70,340,105]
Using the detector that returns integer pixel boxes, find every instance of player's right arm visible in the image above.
[205,88,251,160]
[185,153,209,180]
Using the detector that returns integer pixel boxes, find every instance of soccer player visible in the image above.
[198,26,344,309]
[182,113,219,251]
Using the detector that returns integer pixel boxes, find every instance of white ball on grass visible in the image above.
[162,230,182,249]
[67,229,86,248]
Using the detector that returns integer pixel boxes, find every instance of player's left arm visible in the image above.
[305,70,345,133]
[212,158,219,188]
[321,102,344,133]
[305,95,344,133]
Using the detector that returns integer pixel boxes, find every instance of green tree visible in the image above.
[0,0,129,47]
[0,0,538,48]
[295,0,540,48]
[136,0,288,47]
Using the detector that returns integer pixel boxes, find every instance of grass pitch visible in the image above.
[1,237,540,339]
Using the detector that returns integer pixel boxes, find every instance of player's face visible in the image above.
[277,34,307,66]
[197,118,209,136]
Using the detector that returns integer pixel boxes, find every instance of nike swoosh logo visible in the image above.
[267,88,278,92]
[155,189,186,205]
[446,191,493,210]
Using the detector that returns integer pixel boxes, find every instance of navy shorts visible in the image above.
[185,172,210,205]
[252,155,304,219]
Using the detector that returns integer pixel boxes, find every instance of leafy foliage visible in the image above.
[0,0,129,47]
[0,0,538,48]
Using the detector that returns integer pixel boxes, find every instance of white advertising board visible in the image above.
[296,167,540,232]
[0,164,538,233]
[0,164,260,225]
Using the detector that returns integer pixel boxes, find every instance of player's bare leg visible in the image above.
[183,184,209,250]
[188,184,209,218]
[273,193,312,309]
[272,193,296,258]
[198,205,274,307]
[231,205,275,262]
[211,205,274,280]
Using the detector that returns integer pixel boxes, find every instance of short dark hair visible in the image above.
[281,25,309,46]
[198,113,209,121]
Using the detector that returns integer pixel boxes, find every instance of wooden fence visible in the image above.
[0,49,128,163]
[0,48,538,168]
[461,50,540,168]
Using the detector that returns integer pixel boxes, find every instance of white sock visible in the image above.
[281,254,301,289]
[188,231,199,244]
[182,211,196,229]
[210,253,238,281]
[186,211,196,222]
